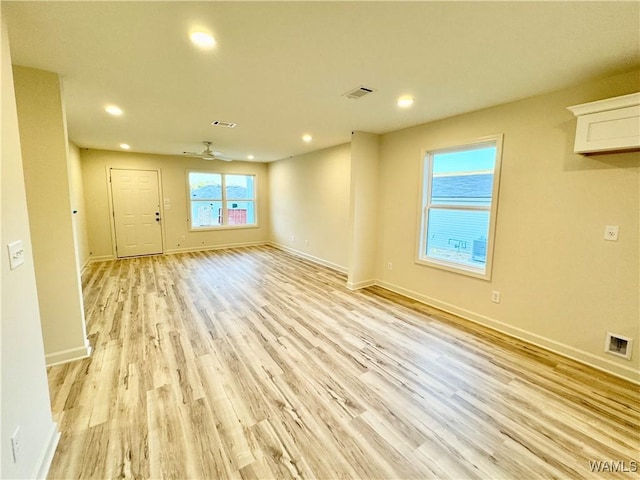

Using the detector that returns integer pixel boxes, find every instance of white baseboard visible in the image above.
[45,341,92,367]
[32,422,60,480]
[375,279,640,385]
[165,240,267,255]
[86,242,269,263]
[346,278,376,290]
[87,254,114,263]
[269,242,348,274]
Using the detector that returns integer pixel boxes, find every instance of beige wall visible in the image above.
[347,131,380,288]
[268,143,351,271]
[1,19,58,479]
[13,66,89,365]
[68,142,90,268]
[376,69,639,381]
[81,149,269,258]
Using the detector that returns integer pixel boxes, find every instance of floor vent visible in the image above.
[211,120,237,128]
[604,332,633,360]
[343,85,375,99]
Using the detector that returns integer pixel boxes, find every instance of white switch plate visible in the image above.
[604,225,619,241]
[7,241,24,270]
[11,426,22,463]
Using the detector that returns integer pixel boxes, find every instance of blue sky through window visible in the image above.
[433,145,496,174]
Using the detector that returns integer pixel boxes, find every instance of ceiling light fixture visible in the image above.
[397,96,414,108]
[105,105,123,116]
[247,155,255,160]
[302,134,312,143]
[190,31,216,49]
[119,143,130,150]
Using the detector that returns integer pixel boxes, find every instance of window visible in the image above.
[417,135,502,279]
[188,172,256,229]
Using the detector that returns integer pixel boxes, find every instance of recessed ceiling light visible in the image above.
[190,31,216,49]
[302,134,312,143]
[397,96,414,108]
[105,105,123,116]
[119,143,130,150]
[247,154,255,160]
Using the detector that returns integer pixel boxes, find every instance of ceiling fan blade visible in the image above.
[183,143,231,161]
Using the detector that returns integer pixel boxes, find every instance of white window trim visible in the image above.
[187,170,258,231]
[415,134,503,280]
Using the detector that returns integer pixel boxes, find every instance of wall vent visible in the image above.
[343,85,375,99]
[211,120,237,128]
[604,332,633,360]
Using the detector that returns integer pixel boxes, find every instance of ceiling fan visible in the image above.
[183,141,232,161]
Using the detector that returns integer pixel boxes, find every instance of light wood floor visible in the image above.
[47,245,639,479]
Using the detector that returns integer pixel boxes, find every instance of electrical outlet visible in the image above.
[492,291,501,303]
[387,262,393,270]
[180,235,185,241]
[11,427,23,463]
[604,225,619,241]
[305,239,309,247]
[291,235,296,243]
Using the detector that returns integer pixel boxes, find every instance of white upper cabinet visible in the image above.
[567,92,640,154]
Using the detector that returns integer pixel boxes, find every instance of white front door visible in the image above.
[110,168,163,258]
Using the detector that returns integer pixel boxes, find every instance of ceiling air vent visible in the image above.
[343,85,375,100]
[211,120,237,128]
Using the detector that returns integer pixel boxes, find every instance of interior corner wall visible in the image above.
[12,65,89,365]
[268,143,351,272]
[347,131,380,289]
[376,69,640,382]
[81,148,270,259]
[68,142,90,269]
[1,18,59,479]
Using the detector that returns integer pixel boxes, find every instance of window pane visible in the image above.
[226,201,255,225]
[189,172,221,200]
[191,201,223,228]
[431,146,495,206]
[225,174,254,199]
[425,208,490,270]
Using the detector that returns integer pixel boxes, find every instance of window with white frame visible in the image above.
[417,135,502,279]
[188,172,256,229]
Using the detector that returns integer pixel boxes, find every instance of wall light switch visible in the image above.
[7,240,25,270]
[604,225,619,241]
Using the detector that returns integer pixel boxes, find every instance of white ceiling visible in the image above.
[4,1,639,162]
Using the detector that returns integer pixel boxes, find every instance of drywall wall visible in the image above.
[376,69,640,382]
[1,18,59,479]
[347,131,380,289]
[81,149,270,259]
[68,142,90,269]
[12,65,90,365]
[268,143,351,271]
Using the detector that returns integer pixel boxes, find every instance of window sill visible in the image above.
[415,256,491,281]
[188,224,260,233]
